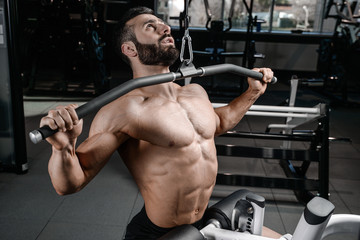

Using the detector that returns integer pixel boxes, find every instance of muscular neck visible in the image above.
[132,62,171,79]
[130,61,176,99]
[142,82,178,101]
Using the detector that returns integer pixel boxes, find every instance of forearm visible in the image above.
[215,88,261,135]
[48,142,86,195]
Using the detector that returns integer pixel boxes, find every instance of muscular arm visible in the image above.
[214,88,261,136]
[214,68,273,135]
[48,131,128,195]
[43,103,129,195]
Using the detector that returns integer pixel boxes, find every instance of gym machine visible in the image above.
[158,189,360,240]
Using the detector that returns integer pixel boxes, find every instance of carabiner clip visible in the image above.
[179,29,194,66]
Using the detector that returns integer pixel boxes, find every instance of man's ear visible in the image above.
[121,41,137,58]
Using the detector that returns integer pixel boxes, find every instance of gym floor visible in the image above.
[0,81,359,240]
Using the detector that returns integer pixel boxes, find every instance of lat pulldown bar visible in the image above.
[29,63,277,144]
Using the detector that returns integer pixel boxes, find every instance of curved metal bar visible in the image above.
[213,103,320,114]
[29,64,277,144]
[321,214,360,239]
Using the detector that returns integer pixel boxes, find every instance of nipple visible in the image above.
[168,140,175,147]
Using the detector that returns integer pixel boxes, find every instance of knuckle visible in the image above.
[57,119,65,127]
[49,121,58,130]
[48,109,57,117]
[57,107,68,115]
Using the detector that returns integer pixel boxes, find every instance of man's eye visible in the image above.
[147,24,155,29]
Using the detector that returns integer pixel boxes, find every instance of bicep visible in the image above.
[214,106,231,136]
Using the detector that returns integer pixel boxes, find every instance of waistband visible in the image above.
[141,206,204,231]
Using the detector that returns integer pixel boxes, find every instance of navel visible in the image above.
[194,209,199,215]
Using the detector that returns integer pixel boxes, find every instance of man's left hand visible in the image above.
[248,68,274,96]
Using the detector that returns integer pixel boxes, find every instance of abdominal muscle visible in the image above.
[120,137,218,228]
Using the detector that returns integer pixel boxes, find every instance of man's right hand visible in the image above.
[40,104,83,150]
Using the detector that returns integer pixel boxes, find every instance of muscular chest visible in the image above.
[138,94,217,147]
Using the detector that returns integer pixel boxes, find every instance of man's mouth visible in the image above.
[160,36,174,45]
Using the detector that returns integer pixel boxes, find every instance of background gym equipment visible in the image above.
[0,0,28,174]
[181,0,266,69]
[29,63,277,144]
[316,0,360,105]
[19,0,153,97]
[213,103,330,203]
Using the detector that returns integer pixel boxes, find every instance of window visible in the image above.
[156,0,344,33]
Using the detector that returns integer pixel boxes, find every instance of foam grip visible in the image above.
[292,197,335,240]
[203,189,251,230]
[158,225,205,240]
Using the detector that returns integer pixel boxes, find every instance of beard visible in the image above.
[134,35,179,66]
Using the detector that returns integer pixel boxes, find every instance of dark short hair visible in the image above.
[113,7,156,65]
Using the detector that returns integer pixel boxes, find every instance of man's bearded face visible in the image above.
[134,34,179,66]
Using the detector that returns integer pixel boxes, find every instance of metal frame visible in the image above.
[0,0,28,173]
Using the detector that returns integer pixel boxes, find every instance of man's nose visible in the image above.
[158,23,171,35]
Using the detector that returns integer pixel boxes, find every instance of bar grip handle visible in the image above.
[29,126,58,144]
[200,63,277,84]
